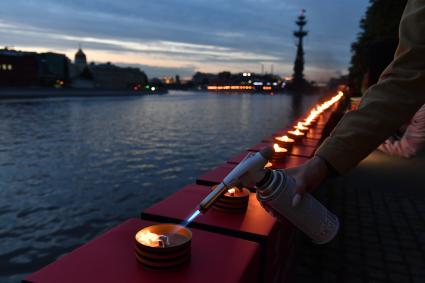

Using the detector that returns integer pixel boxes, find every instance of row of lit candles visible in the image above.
[136,92,345,251]
[272,91,344,157]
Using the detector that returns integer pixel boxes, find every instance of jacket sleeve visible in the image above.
[315,0,425,174]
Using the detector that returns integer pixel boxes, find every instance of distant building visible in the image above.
[1,46,149,90]
[74,47,87,71]
[0,48,70,87]
[0,48,38,86]
[90,62,148,89]
[192,72,218,86]
[38,52,70,86]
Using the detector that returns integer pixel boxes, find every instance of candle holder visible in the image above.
[274,135,295,150]
[135,224,192,270]
[293,122,309,133]
[271,143,288,161]
[287,129,305,141]
[211,186,250,213]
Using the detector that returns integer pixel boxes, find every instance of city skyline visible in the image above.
[0,0,369,81]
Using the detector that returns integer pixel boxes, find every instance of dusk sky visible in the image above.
[0,0,369,81]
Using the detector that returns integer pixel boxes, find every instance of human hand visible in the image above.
[285,156,330,207]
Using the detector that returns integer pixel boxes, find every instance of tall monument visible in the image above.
[292,9,308,87]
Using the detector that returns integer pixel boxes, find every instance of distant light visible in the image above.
[7,64,12,71]
[247,73,251,77]
[253,82,263,86]
[273,82,278,86]
[145,85,150,89]
[151,86,156,91]
[243,72,247,77]
[248,80,252,84]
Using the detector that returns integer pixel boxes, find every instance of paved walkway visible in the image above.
[290,150,425,283]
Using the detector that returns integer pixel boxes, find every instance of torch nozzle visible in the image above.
[199,182,229,214]
[198,147,273,214]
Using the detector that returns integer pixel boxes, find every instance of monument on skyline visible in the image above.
[292,9,308,86]
[287,9,315,92]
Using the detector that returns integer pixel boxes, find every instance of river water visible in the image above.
[0,90,319,281]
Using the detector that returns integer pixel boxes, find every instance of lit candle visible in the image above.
[134,224,192,269]
[294,122,309,132]
[273,143,288,153]
[300,92,344,128]
[288,129,304,136]
[287,129,305,141]
[136,230,163,248]
[274,135,295,149]
[275,135,294,143]
[265,161,273,168]
[271,143,288,161]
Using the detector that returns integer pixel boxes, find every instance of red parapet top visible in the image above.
[289,144,316,158]
[142,184,280,240]
[24,219,261,283]
[141,184,296,283]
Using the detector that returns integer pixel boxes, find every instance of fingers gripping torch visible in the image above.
[198,147,273,214]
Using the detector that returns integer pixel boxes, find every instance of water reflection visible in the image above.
[290,92,304,118]
[0,91,319,282]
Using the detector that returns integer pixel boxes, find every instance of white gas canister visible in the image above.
[256,170,339,244]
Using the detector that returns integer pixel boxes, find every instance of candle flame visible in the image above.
[303,92,344,124]
[275,135,294,143]
[265,162,273,168]
[294,122,308,131]
[273,143,288,153]
[227,188,236,195]
[136,230,162,247]
[288,129,304,136]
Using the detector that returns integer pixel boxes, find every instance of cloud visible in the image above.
[0,0,369,81]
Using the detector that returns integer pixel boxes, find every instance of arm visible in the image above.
[290,0,425,203]
[316,0,425,174]
[378,104,425,158]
